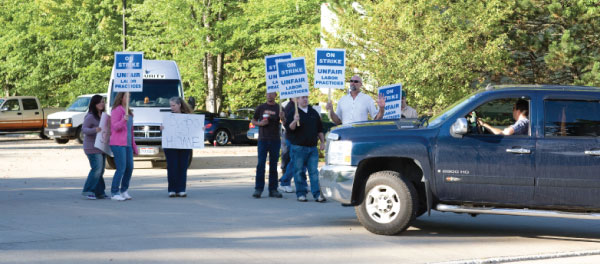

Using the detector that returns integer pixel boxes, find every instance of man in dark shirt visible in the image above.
[285,96,326,202]
[251,92,283,198]
[279,99,307,193]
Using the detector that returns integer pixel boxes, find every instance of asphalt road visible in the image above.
[1,134,600,264]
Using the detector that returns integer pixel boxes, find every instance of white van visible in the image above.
[45,94,106,144]
[106,60,192,169]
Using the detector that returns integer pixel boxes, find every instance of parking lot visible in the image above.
[1,134,600,264]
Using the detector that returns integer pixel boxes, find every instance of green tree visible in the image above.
[327,0,513,115]
[505,0,600,85]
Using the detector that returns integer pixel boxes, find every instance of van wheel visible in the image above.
[355,171,418,235]
[55,138,69,144]
[106,156,116,169]
[151,160,167,169]
[76,127,84,144]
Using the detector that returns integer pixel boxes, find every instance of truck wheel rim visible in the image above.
[365,184,401,224]
[216,131,228,145]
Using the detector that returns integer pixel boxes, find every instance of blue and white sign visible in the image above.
[378,84,402,119]
[265,53,292,94]
[314,48,345,89]
[277,57,309,99]
[113,52,144,92]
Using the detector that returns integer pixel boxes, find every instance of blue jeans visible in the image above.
[255,139,280,192]
[82,153,107,197]
[165,148,191,193]
[280,139,307,187]
[291,144,321,198]
[110,146,134,195]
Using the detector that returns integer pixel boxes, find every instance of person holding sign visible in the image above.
[326,75,386,125]
[401,90,418,118]
[81,95,108,200]
[285,96,326,202]
[161,97,194,198]
[251,92,283,199]
[109,92,138,201]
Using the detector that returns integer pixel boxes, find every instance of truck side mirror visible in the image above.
[0,107,8,112]
[450,118,468,138]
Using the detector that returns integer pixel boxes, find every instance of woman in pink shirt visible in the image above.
[109,92,138,201]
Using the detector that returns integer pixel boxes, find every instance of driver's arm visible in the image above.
[477,118,510,135]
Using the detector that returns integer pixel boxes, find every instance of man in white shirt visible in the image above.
[326,75,386,125]
[401,90,418,118]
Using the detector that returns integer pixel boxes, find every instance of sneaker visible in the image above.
[278,185,293,193]
[252,190,262,199]
[269,190,283,198]
[121,191,132,200]
[111,194,126,201]
[168,192,176,198]
[176,192,187,198]
[85,194,97,200]
[316,195,326,203]
[297,195,307,202]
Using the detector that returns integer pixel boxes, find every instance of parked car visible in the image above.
[197,108,254,146]
[320,85,600,235]
[44,94,107,144]
[0,96,63,138]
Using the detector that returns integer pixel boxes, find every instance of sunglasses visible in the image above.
[349,80,361,83]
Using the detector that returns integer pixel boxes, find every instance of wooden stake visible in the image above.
[125,92,130,116]
[295,98,300,127]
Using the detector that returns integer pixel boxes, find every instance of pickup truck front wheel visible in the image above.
[356,171,418,235]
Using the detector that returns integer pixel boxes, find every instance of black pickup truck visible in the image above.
[320,85,600,235]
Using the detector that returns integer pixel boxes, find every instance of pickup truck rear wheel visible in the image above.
[355,171,418,235]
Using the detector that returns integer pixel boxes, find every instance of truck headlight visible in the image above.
[327,140,352,165]
[60,118,73,128]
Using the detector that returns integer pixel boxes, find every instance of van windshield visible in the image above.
[111,79,181,107]
[67,97,92,112]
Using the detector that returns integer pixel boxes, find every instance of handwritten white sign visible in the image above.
[161,113,205,149]
[94,112,113,157]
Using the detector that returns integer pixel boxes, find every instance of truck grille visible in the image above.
[133,125,161,139]
[46,119,61,129]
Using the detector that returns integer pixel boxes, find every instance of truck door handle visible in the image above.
[584,150,600,156]
[35,112,40,115]
[506,148,531,154]
[17,112,22,115]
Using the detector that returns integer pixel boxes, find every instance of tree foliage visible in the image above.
[2,0,600,115]
[327,0,600,115]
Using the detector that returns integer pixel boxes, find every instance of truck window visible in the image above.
[67,97,92,112]
[22,99,38,110]
[467,98,530,136]
[3,99,20,111]
[111,79,181,108]
[544,100,600,137]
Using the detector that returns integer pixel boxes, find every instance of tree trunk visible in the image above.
[203,1,217,113]
[215,53,224,113]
